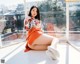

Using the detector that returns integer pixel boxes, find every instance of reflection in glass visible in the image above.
[69,32,80,51]
[69,2,80,49]
[24,0,66,36]
[69,2,80,31]
[38,0,66,32]
[0,0,25,47]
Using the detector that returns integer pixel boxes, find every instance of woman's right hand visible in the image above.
[25,16,31,22]
[24,16,31,31]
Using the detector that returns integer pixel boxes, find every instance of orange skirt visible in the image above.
[24,27,43,52]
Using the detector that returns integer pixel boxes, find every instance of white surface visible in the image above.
[6,51,59,64]
[3,43,25,63]
[0,41,80,64]
[0,42,25,62]
[69,45,80,64]
[5,44,67,64]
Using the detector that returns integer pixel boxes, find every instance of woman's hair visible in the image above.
[28,6,40,20]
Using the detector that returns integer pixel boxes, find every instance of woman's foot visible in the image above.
[46,46,59,60]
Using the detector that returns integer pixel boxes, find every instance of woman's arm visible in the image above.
[24,17,31,31]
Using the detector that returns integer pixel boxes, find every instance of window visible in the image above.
[25,0,66,37]
[0,0,25,47]
[69,2,80,42]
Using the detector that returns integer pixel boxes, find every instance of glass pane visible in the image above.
[25,0,66,37]
[69,2,80,31]
[0,0,25,47]
[69,2,80,49]
[25,0,66,31]
[39,0,66,32]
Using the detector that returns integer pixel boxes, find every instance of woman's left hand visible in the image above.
[34,20,41,29]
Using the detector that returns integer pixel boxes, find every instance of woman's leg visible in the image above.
[28,33,60,60]
[33,34,53,44]
[28,34,58,50]
[28,44,48,50]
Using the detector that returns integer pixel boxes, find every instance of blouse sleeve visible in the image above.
[24,18,30,31]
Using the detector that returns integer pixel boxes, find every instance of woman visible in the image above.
[24,6,59,60]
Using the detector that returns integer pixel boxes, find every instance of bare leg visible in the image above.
[28,44,48,51]
[27,33,60,60]
[28,34,57,50]
[32,34,53,45]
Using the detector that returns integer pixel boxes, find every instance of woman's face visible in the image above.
[31,8,37,18]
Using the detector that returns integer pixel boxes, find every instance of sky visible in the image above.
[0,0,43,6]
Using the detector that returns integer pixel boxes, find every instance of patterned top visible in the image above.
[24,17,40,31]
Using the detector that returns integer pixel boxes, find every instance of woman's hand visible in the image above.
[24,16,31,30]
[33,20,41,29]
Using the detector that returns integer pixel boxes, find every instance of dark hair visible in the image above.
[28,6,40,20]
